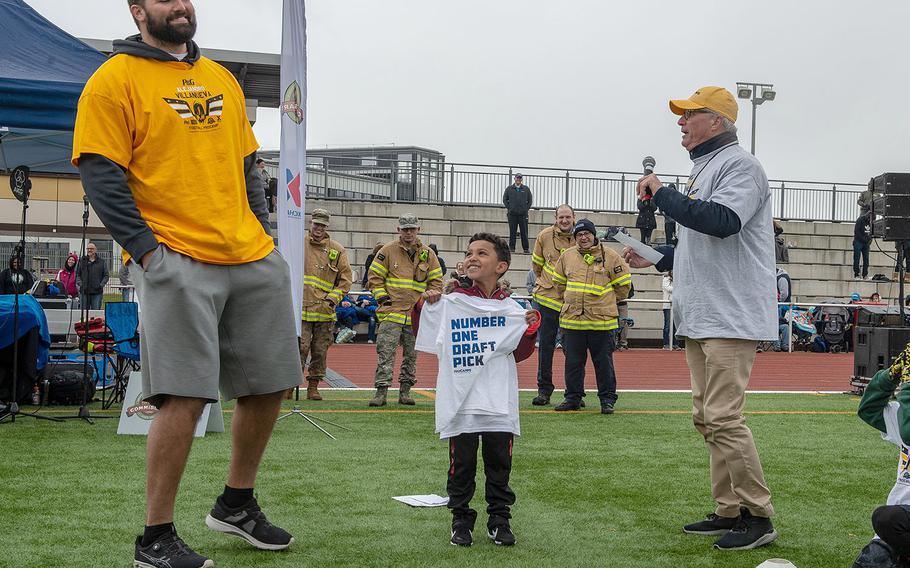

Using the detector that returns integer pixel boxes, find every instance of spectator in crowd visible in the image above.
[334,295,358,344]
[301,209,353,397]
[853,211,872,280]
[551,219,631,414]
[660,186,678,246]
[773,220,789,264]
[361,242,383,289]
[661,271,681,350]
[444,261,470,295]
[0,255,34,295]
[857,177,874,213]
[636,195,657,246]
[530,204,576,405]
[429,243,446,276]
[502,173,533,254]
[625,85,778,549]
[118,262,133,302]
[256,158,272,212]
[525,268,535,297]
[55,252,79,298]
[76,242,109,310]
[354,292,378,343]
[870,292,882,303]
[367,213,443,406]
[894,241,910,280]
[773,267,792,352]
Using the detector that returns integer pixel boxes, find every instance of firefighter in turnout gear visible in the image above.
[298,209,352,400]
[551,218,631,414]
[530,204,576,406]
[367,213,443,406]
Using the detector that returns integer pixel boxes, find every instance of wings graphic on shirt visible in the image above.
[163,94,224,122]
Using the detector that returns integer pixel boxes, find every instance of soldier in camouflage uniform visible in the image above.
[298,209,352,400]
[367,213,443,406]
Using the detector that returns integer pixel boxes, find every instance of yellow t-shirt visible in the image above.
[71,54,273,265]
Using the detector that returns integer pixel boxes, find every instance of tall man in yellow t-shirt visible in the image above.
[71,2,302,566]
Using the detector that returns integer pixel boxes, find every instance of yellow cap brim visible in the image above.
[669,99,705,116]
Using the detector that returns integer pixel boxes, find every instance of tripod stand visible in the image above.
[0,167,62,424]
[277,382,350,439]
[60,197,112,424]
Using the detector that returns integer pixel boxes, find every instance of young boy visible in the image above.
[414,233,539,548]
[856,345,910,567]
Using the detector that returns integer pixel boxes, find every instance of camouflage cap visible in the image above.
[311,208,331,226]
[398,213,420,229]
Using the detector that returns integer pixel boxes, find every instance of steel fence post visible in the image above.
[565,170,570,206]
[620,173,626,212]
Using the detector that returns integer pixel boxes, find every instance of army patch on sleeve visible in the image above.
[377,253,385,261]
[614,265,623,273]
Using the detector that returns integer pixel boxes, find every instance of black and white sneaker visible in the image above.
[450,526,473,547]
[488,525,516,546]
[205,495,294,551]
[683,512,739,536]
[713,511,778,550]
[134,532,213,568]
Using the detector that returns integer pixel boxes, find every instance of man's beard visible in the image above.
[146,11,197,45]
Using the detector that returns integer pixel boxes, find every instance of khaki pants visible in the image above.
[685,337,774,518]
[299,321,334,381]
[373,320,417,388]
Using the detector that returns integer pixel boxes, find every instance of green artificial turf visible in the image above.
[0,391,893,567]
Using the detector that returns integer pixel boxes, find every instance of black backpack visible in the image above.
[45,371,95,406]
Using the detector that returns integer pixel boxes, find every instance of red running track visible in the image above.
[324,344,854,392]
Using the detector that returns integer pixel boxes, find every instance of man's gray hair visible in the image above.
[718,115,737,135]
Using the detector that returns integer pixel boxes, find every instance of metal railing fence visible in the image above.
[264,155,867,223]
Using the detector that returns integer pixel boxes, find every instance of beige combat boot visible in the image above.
[306,379,323,401]
[368,386,388,407]
[398,385,415,406]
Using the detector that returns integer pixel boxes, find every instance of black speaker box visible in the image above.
[871,173,910,241]
[855,326,910,378]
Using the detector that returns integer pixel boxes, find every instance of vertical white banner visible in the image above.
[278,0,307,335]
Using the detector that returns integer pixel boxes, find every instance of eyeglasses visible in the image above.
[683,109,714,120]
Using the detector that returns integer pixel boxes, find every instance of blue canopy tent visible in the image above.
[0,0,107,173]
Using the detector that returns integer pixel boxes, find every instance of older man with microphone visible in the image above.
[624,86,778,551]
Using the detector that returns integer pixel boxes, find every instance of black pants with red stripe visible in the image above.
[447,431,515,530]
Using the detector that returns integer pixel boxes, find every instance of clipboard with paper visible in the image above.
[612,231,665,265]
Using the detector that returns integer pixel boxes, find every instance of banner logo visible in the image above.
[126,392,158,420]
[281,81,304,124]
[286,168,302,208]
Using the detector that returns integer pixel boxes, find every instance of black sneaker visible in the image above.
[683,512,739,536]
[600,403,615,415]
[205,495,294,551]
[554,400,581,411]
[450,527,473,547]
[134,531,213,568]
[488,525,516,546]
[531,394,550,406]
[713,512,778,550]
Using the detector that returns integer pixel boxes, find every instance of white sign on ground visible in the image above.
[117,372,224,437]
[392,494,449,507]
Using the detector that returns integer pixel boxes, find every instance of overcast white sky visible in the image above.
[25,0,910,183]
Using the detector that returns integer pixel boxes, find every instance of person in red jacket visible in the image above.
[414,232,538,548]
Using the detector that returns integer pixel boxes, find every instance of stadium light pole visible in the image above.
[736,82,776,155]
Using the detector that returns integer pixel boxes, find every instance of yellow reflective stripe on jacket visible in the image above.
[370,262,388,276]
[531,253,545,267]
[544,263,567,284]
[373,287,389,299]
[385,277,428,292]
[302,311,336,322]
[427,267,443,280]
[326,289,343,302]
[559,317,619,331]
[533,294,563,311]
[565,280,611,296]
[303,275,334,293]
[609,273,632,287]
[377,312,411,325]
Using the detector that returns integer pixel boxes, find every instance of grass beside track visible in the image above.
[0,391,892,567]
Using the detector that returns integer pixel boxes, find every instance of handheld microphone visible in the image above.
[641,156,656,200]
[83,196,90,223]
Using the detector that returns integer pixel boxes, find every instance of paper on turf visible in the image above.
[612,230,665,265]
[393,494,449,507]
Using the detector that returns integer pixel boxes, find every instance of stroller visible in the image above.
[812,300,850,353]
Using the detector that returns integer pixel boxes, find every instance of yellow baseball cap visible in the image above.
[669,86,738,123]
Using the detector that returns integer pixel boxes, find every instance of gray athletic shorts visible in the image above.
[131,245,303,406]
